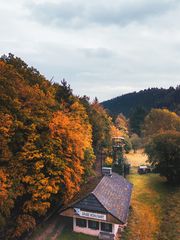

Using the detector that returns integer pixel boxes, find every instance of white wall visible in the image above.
[73,217,100,236]
[112,224,119,235]
[73,217,119,237]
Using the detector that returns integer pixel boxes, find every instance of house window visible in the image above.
[76,218,87,228]
[88,220,99,230]
[101,222,112,232]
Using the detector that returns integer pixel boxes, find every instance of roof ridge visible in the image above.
[60,173,132,224]
[92,173,133,223]
[92,190,124,224]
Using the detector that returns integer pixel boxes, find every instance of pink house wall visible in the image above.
[74,225,100,236]
[73,217,119,237]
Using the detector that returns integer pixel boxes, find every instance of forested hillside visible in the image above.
[102,87,180,117]
[102,87,180,134]
[0,54,118,239]
[1,54,179,240]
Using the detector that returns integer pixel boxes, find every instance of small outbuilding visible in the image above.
[59,173,133,240]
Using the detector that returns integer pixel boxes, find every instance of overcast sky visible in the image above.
[1,0,180,101]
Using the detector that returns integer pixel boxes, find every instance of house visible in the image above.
[59,172,133,239]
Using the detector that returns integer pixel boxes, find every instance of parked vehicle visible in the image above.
[138,165,151,174]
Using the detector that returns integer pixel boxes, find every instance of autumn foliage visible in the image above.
[0,54,115,238]
[144,109,180,184]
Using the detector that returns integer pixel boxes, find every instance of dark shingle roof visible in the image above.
[60,173,132,224]
[59,176,103,211]
[74,193,108,213]
[92,173,133,223]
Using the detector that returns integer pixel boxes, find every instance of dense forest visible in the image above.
[102,87,180,117]
[0,54,180,239]
[101,84,180,185]
[102,87,180,134]
[0,54,124,239]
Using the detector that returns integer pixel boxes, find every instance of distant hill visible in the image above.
[102,87,180,117]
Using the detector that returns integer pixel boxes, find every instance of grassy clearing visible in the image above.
[124,150,180,240]
[122,172,180,240]
[30,150,179,240]
[125,149,148,167]
[59,226,98,240]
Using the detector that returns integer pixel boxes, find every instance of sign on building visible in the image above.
[74,208,106,221]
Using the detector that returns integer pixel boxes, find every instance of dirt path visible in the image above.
[30,215,65,240]
[51,223,64,240]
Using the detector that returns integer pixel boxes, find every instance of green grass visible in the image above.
[29,164,180,240]
[122,172,180,240]
[59,226,98,240]
[29,215,98,240]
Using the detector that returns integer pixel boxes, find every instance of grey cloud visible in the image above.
[27,0,179,28]
[27,2,84,28]
[80,48,115,58]
[89,1,177,25]
[1,0,180,101]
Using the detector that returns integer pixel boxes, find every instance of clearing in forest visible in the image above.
[123,150,180,240]
[122,173,180,240]
[125,149,148,167]
[29,150,180,240]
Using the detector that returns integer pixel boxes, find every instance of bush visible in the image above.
[145,131,180,184]
[124,137,132,153]
[130,134,143,152]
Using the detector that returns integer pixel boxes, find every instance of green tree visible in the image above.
[124,137,132,153]
[145,131,180,184]
[89,100,112,154]
[130,133,143,152]
[80,97,113,154]
[143,109,180,139]
[130,106,147,135]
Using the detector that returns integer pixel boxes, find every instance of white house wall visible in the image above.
[73,217,119,237]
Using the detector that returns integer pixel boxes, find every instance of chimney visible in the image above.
[102,167,112,177]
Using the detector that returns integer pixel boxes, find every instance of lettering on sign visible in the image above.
[74,208,106,220]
